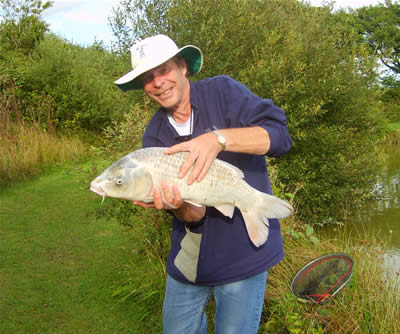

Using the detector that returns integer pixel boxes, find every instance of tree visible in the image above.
[109,0,386,225]
[0,0,53,54]
[109,0,173,54]
[354,0,400,77]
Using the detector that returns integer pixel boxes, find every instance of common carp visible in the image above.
[90,147,293,247]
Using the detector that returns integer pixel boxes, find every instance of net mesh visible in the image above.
[291,254,353,304]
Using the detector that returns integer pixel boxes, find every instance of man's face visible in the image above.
[141,59,189,110]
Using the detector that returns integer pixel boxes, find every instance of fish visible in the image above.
[90,147,293,247]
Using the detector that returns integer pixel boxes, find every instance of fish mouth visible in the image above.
[90,182,107,204]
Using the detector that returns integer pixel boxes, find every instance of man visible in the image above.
[115,34,292,334]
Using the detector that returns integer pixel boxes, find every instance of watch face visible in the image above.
[218,135,227,145]
[213,130,226,150]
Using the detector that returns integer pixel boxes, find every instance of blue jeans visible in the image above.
[162,271,268,334]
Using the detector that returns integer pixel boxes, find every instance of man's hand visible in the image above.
[133,181,206,222]
[164,132,222,185]
[133,182,183,210]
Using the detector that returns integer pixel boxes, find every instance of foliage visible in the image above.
[0,0,52,54]
[380,76,400,121]
[109,0,173,54]
[285,224,320,246]
[18,35,133,132]
[102,97,154,153]
[0,0,138,134]
[352,0,400,77]
[109,0,386,225]
[0,78,87,188]
[0,121,87,188]
[0,33,136,133]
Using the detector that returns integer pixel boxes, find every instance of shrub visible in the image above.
[14,35,135,132]
[110,0,387,224]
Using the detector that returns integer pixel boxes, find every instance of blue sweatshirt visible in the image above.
[142,75,292,286]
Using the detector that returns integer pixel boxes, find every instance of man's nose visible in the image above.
[153,74,164,87]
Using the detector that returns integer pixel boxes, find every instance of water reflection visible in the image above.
[355,144,400,252]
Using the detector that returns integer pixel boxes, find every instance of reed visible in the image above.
[384,132,400,145]
[0,78,87,187]
[261,218,400,333]
[0,122,87,187]
[104,198,400,333]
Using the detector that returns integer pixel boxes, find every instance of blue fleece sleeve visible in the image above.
[218,76,292,158]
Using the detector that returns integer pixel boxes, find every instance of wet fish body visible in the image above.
[90,147,293,247]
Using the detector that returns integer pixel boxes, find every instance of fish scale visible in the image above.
[131,148,243,203]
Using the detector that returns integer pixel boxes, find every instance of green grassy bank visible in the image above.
[0,166,157,334]
[388,122,400,131]
[1,162,399,333]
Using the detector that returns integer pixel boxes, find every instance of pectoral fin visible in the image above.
[215,204,235,218]
[184,200,204,208]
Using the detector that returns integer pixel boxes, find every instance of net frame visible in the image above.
[291,253,354,305]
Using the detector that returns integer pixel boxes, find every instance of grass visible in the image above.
[0,121,87,187]
[98,200,400,333]
[0,165,159,334]
[259,223,400,333]
[383,122,400,144]
[1,161,400,333]
[388,121,400,131]
[1,127,399,333]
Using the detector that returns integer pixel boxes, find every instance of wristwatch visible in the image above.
[212,130,227,151]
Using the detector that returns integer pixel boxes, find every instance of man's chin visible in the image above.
[158,99,178,110]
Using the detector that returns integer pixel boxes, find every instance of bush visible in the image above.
[14,35,135,132]
[0,0,51,54]
[110,0,387,224]
[101,97,155,154]
[380,81,400,122]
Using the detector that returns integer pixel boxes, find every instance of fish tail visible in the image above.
[241,192,293,247]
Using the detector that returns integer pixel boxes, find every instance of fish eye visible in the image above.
[115,177,123,185]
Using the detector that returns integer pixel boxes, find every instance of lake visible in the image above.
[346,144,400,272]
[353,144,400,248]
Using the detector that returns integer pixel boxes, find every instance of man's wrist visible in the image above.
[212,130,227,151]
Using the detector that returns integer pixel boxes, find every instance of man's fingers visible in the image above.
[171,184,183,207]
[187,153,206,185]
[153,186,164,210]
[197,158,214,182]
[133,184,183,210]
[133,201,154,208]
[164,143,188,155]
[160,182,173,203]
[165,132,220,183]
[178,152,198,178]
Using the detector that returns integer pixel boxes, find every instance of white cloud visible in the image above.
[62,10,105,25]
[308,0,383,9]
[42,0,120,46]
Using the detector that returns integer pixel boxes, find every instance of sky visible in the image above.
[42,0,384,47]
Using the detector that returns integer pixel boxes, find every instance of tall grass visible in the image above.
[261,218,400,333]
[97,195,400,333]
[0,122,87,186]
[0,80,87,187]
[383,122,400,145]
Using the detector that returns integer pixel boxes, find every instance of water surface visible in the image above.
[352,144,400,252]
